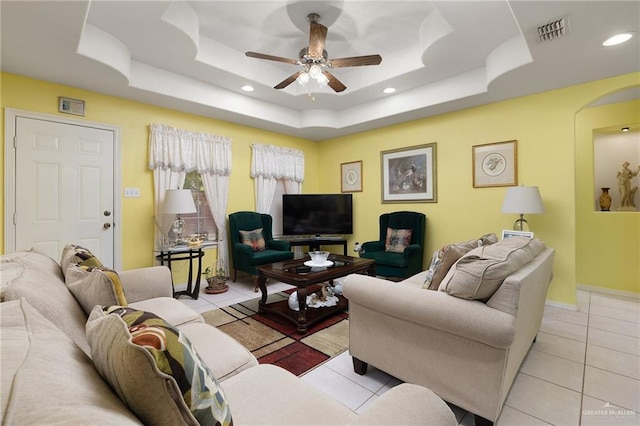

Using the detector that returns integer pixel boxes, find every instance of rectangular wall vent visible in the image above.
[537,17,569,42]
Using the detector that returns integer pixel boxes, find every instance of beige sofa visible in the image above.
[343,238,555,425]
[1,248,456,425]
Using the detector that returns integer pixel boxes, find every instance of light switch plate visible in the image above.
[124,187,140,198]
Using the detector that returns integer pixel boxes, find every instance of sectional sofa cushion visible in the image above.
[2,248,92,355]
[439,236,545,301]
[385,227,413,253]
[1,299,141,425]
[65,264,128,315]
[423,233,498,290]
[239,228,266,252]
[86,305,233,426]
[60,244,103,275]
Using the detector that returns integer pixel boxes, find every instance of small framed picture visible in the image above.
[341,161,363,192]
[502,229,534,239]
[472,140,517,188]
[381,143,437,203]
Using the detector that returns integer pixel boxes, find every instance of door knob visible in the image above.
[103,223,112,230]
[104,210,111,217]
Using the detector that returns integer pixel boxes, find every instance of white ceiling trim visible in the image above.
[2,1,637,141]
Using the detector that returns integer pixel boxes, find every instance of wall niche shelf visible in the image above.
[593,125,640,213]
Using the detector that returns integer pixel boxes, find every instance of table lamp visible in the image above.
[163,189,197,245]
[501,185,544,231]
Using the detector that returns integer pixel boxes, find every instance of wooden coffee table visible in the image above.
[257,254,376,333]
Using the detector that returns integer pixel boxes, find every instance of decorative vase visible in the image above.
[599,187,611,211]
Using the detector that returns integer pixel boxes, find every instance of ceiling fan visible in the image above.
[245,13,382,93]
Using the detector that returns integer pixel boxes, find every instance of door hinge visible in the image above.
[13,212,17,225]
[13,136,17,148]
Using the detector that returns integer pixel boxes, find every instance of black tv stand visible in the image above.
[287,237,348,255]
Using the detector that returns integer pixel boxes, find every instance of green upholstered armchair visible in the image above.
[359,211,426,279]
[229,211,293,289]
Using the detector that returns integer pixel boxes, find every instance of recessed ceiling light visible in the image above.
[383,87,396,94]
[241,85,254,92]
[622,127,630,132]
[602,32,633,47]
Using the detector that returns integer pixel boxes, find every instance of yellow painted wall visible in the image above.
[320,72,640,305]
[0,73,320,276]
[575,98,640,293]
[2,71,639,303]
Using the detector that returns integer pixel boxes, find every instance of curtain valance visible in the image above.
[148,123,232,176]
[250,143,304,183]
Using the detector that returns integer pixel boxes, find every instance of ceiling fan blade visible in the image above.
[308,22,328,58]
[329,55,383,68]
[245,51,299,65]
[274,71,304,89]
[322,70,346,93]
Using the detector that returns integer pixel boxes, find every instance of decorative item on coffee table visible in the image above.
[203,259,229,294]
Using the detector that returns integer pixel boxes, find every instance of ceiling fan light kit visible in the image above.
[297,65,329,87]
[245,13,382,95]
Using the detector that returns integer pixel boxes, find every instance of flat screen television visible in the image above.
[282,194,353,236]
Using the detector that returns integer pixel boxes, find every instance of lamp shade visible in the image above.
[501,186,544,214]
[163,189,197,215]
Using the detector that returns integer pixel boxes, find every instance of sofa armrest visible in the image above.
[267,239,291,251]
[233,242,254,257]
[348,383,456,425]
[343,274,515,348]
[119,266,172,302]
[403,243,421,258]
[361,240,384,253]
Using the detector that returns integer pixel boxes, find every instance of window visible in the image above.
[182,171,217,241]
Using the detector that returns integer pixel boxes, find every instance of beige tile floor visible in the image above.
[181,281,640,426]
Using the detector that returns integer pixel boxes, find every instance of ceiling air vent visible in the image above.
[537,16,569,42]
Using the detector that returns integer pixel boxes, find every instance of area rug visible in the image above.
[201,290,349,376]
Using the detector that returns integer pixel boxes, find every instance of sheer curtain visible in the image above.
[251,144,304,213]
[149,123,232,270]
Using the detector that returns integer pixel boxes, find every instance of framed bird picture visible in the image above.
[381,143,437,203]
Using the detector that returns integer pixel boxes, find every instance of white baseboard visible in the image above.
[545,300,578,311]
[545,285,639,312]
[577,284,640,301]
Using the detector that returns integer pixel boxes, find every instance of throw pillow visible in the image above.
[86,305,233,426]
[239,228,266,252]
[65,264,127,315]
[385,228,413,253]
[60,244,103,276]
[440,236,545,301]
[423,233,498,290]
[422,249,442,290]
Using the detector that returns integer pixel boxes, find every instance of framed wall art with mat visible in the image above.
[341,160,363,193]
[472,140,517,188]
[381,143,437,203]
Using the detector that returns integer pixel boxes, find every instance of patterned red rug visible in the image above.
[201,291,349,376]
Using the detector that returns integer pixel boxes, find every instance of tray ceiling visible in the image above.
[1,1,638,140]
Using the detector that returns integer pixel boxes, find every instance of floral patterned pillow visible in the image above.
[384,227,413,253]
[239,228,266,252]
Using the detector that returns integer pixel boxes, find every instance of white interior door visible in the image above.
[11,116,116,266]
